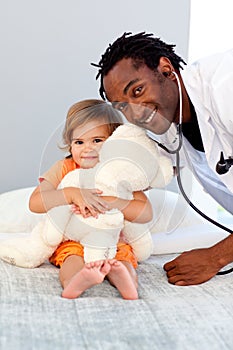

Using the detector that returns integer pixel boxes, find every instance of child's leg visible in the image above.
[51,241,110,298]
[59,255,84,289]
[107,260,138,300]
[60,255,111,299]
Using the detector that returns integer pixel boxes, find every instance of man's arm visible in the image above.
[163,233,233,285]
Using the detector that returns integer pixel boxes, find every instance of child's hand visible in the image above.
[69,188,109,218]
[71,205,94,218]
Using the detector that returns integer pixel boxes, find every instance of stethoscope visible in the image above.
[148,71,233,275]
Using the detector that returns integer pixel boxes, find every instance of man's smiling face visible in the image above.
[103,58,179,135]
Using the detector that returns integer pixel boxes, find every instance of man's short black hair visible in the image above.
[92,32,186,99]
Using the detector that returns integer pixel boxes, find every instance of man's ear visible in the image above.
[157,57,175,79]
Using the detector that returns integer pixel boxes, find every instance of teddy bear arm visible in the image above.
[42,205,73,246]
[150,156,173,188]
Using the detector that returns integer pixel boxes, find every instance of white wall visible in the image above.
[187,0,233,219]
[189,0,233,62]
[0,0,190,193]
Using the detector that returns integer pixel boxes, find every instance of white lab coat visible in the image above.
[153,49,233,213]
[182,49,233,193]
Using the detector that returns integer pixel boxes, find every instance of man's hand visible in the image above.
[163,248,223,286]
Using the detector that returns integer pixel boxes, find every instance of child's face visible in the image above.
[70,120,110,169]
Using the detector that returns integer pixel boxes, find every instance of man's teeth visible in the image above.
[144,109,156,123]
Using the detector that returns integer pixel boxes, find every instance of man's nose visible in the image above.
[125,103,146,120]
[131,103,143,113]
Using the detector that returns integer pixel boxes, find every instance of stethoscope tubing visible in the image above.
[150,71,233,274]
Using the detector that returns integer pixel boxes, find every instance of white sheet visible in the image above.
[0,187,231,255]
[0,227,229,256]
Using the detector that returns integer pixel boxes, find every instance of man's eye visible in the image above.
[134,86,143,96]
[112,102,128,112]
[118,103,127,111]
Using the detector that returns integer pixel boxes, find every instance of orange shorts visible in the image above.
[49,240,138,269]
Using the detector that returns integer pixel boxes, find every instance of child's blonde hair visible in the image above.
[62,99,123,153]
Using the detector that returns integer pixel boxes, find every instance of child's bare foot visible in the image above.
[108,260,138,300]
[62,260,111,299]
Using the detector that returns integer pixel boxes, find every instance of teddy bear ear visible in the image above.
[150,156,174,188]
[99,137,162,180]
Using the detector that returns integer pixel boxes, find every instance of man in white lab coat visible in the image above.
[93,31,233,286]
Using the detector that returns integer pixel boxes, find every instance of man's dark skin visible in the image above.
[102,56,233,286]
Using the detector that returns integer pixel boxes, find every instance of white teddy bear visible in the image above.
[0,124,173,268]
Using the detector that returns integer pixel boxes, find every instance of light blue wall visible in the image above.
[0,0,190,193]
